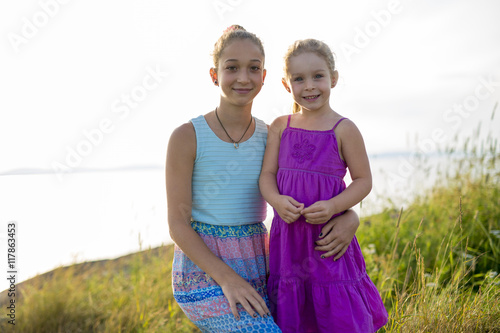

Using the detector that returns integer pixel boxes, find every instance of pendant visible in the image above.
[233,142,239,149]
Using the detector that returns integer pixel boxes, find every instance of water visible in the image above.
[0,154,446,292]
[0,169,169,292]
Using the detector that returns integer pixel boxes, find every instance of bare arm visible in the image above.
[166,122,269,319]
[259,116,303,224]
[301,120,372,223]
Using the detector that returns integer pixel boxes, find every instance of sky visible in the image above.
[1,0,500,176]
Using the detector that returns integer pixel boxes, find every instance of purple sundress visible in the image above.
[267,115,388,333]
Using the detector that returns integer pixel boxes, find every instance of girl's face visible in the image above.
[283,52,337,114]
[213,39,266,108]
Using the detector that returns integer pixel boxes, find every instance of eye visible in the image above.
[226,66,237,71]
[250,66,261,72]
[293,77,303,82]
[315,74,324,79]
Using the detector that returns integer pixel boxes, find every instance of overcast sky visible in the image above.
[1,0,500,175]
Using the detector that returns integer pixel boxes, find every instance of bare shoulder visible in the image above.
[171,122,195,138]
[170,122,195,142]
[269,115,289,135]
[167,122,196,158]
[270,115,289,127]
[336,118,362,138]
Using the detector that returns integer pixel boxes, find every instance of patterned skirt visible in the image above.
[172,221,281,332]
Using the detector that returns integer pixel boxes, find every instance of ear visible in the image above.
[331,70,339,88]
[262,69,267,85]
[210,68,218,85]
[281,78,291,93]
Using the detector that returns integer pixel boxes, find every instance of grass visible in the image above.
[1,121,499,332]
[360,119,500,332]
[0,246,198,332]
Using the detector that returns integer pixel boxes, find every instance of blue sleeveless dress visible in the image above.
[172,115,281,332]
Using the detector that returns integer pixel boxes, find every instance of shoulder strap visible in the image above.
[332,117,347,130]
[287,115,292,128]
[190,115,207,161]
[254,117,267,137]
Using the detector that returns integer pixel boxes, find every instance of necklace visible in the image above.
[215,107,253,149]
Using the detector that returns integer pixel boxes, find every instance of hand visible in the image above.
[301,199,336,224]
[314,210,359,260]
[220,274,270,320]
[273,195,304,224]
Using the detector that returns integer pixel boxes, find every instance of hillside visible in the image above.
[1,128,499,332]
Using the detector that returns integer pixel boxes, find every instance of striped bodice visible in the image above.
[190,115,267,226]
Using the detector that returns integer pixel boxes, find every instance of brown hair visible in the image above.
[211,25,265,70]
[283,39,336,113]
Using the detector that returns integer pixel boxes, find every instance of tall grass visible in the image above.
[1,119,499,332]
[360,120,500,332]
[0,246,198,332]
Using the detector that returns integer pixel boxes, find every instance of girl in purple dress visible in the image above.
[259,39,388,332]
[168,27,362,332]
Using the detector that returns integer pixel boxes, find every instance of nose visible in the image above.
[304,78,314,90]
[237,70,250,84]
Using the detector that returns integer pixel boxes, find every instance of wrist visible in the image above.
[328,197,338,216]
[267,193,283,209]
[210,263,238,286]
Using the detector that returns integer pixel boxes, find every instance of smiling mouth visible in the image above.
[303,95,320,100]
[234,88,252,94]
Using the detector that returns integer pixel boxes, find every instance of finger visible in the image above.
[333,245,349,261]
[318,220,336,240]
[302,211,317,220]
[247,293,270,317]
[305,214,329,224]
[288,212,300,222]
[320,243,344,259]
[315,238,340,252]
[281,212,295,223]
[315,227,339,248]
[300,203,319,215]
[303,209,325,219]
[289,204,303,214]
[300,207,311,215]
[228,299,240,320]
[285,204,301,215]
[239,297,260,319]
[288,197,303,208]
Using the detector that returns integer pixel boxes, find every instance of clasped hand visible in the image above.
[273,195,304,224]
[275,196,335,225]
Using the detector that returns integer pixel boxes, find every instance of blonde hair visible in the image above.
[212,25,265,70]
[283,39,336,113]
